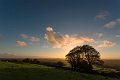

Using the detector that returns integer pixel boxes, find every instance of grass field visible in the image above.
[0,62,119,80]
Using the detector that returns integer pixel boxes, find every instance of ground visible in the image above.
[0,61,119,80]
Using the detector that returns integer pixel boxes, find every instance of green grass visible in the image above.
[93,66,120,73]
[0,61,119,80]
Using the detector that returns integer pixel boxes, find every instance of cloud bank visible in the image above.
[97,40,115,48]
[45,27,94,49]
[16,41,27,46]
[29,36,40,44]
[16,34,40,46]
[104,19,120,28]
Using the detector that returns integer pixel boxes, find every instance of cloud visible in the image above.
[45,27,94,49]
[20,34,28,38]
[0,52,17,58]
[97,40,115,48]
[16,41,27,46]
[29,37,40,44]
[19,34,40,44]
[115,35,120,38]
[104,19,120,28]
[46,27,53,31]
[96,10,109,19]
[95,33,103,38]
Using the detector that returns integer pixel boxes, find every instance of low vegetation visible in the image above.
[0,61,119,80]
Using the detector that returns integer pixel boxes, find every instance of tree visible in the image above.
[56,61,65,67]
[66,45,103,71]
[22,58,32,63]
[33,59,40,64]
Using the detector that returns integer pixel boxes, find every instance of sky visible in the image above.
[0,0,120,59]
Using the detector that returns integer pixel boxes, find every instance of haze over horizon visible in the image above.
[0,0,120,59]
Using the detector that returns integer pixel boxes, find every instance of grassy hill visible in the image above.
[0,61,119,80]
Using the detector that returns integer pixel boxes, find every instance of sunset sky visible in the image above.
[0,0,120,59]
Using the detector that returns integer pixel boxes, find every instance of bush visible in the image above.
[56,61,65,67]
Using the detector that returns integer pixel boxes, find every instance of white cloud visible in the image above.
[104,19,120,28]
[45,27,94,49]
[19,34,40,44]
[29,36,40,44]
[97,40,115,48]
[46,27,53,31]
[115,35,120,38]
[95,33,103,38]
[16,41,27,46]
[20,34,28,38]
[96,11,109,19]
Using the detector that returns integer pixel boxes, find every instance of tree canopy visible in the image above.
[66,45,103,71]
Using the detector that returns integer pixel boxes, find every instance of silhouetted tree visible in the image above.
[56,61,65,67]
[66,45,103,71]
[66,46,82,70]
[32,59,39,64]
[22,58,32,63]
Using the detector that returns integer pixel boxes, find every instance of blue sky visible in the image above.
[0,0,120,59]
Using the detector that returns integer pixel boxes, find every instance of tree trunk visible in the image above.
[88,63,93,70]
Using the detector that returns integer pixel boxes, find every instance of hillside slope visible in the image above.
[0,62,119,80]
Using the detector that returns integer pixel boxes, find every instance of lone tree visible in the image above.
[66,45,103,71]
